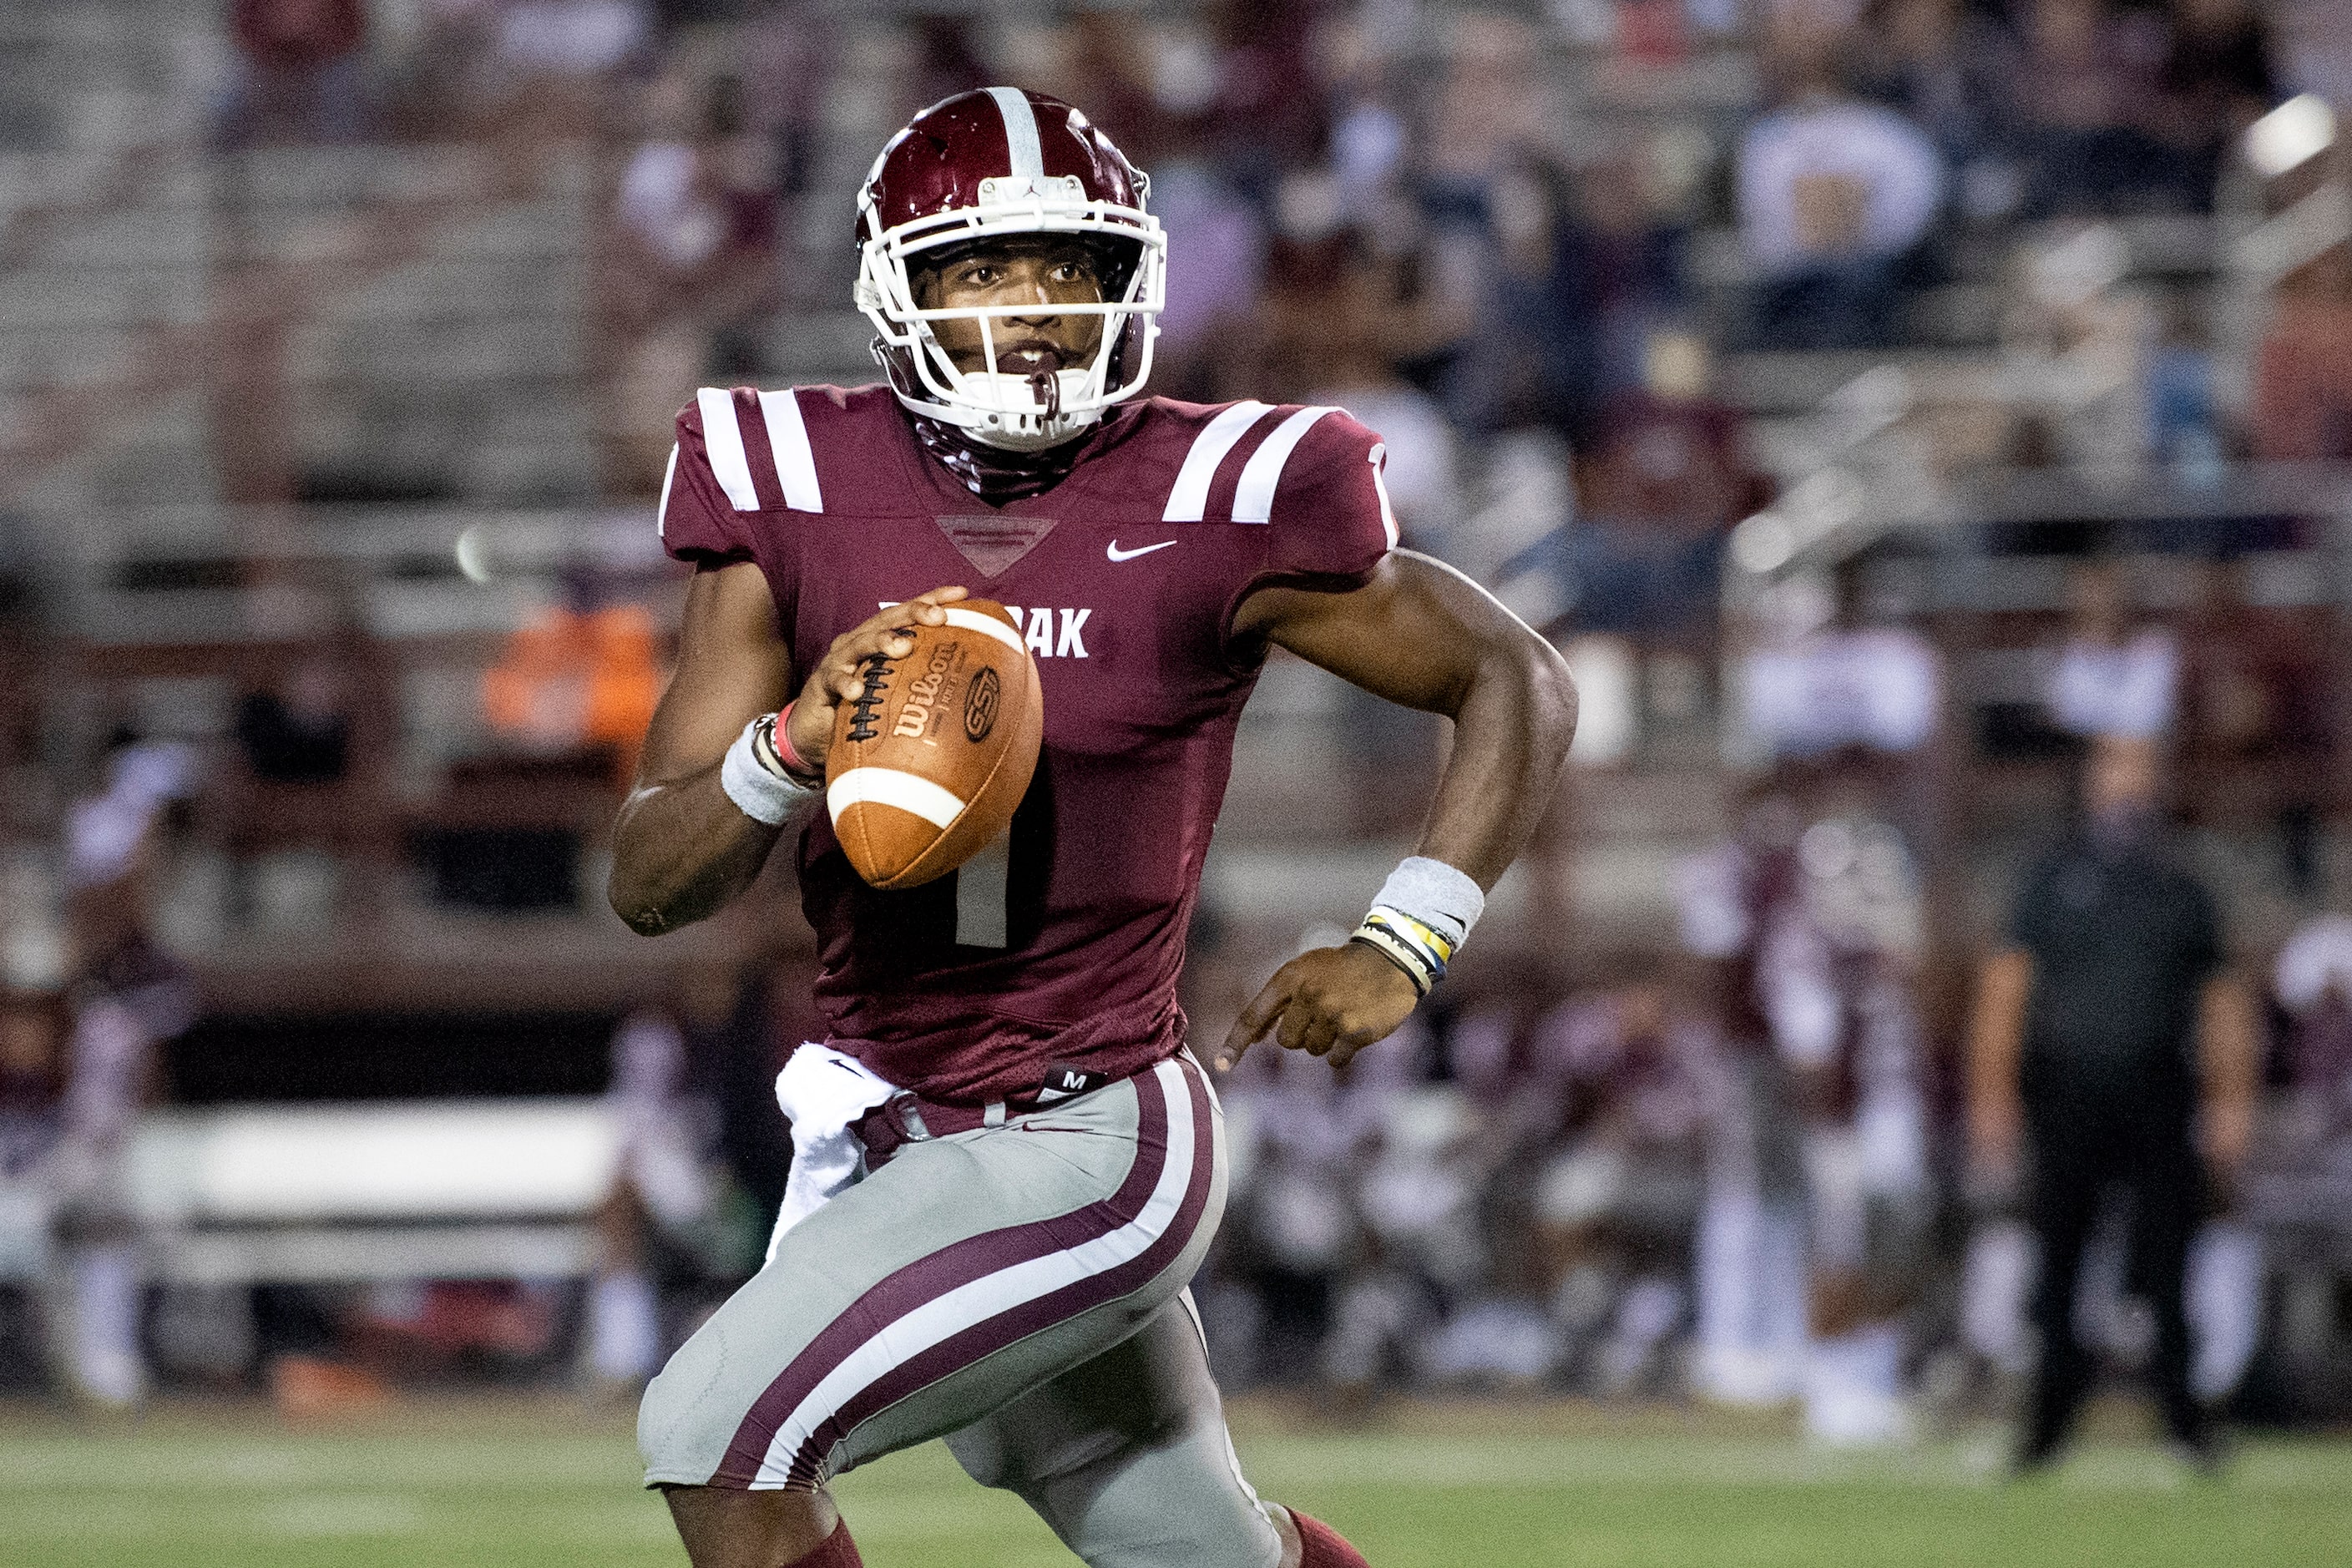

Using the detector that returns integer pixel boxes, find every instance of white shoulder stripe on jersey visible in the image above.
[985,86,1045,180]
[697,387,760,511]
[827,766,966,832]
[940,605,1026,653]
[758,387,824,513]
[655,443,679,538]
[1161,401,1271,523]
[1231,405,1338,524]
[1367,442,1400,550]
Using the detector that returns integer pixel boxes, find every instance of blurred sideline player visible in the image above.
[1678,771,1929,1442]
[606,90,1576,1568]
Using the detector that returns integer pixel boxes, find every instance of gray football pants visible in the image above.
[638,1055,1283,1567]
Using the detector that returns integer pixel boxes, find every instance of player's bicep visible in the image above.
[636,561,793,787]
[1242,550,1535,716]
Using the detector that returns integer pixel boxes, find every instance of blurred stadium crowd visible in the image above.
[3,0,2352,1455]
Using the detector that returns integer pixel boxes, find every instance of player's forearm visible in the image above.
[1411,637,1576,888]
[1966,948,2031,1151]
[2198,973,2261,1170]
[608,767,788,935]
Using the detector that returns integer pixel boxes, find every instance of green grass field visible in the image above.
[3,1396,2348,1567]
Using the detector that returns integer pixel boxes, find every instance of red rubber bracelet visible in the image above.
[772,701,815,776]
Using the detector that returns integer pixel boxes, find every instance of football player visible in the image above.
[609,89,1576,1568]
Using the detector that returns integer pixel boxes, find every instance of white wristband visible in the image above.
[1350,857,1485,996]
[721,716,817,827]
[1374,856,1484,948]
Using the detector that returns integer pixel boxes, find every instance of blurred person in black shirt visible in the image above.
[1967,736,2259,1472]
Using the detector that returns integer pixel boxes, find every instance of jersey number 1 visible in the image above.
[953,829,1012,948]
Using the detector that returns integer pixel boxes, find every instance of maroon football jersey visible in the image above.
[660,385,1398,1103]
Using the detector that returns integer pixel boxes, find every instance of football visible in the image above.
[825,599,1044,889]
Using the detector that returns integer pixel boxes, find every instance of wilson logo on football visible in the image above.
[891,640,966,741]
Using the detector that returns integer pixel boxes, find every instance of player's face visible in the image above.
[917,240,1106,377]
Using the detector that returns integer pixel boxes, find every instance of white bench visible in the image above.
[125,1099,620,1284]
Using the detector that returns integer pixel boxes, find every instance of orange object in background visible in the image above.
[481,604,664,780]
[268,1354,393,1419]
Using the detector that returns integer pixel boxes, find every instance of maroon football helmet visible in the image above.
[855,88,1165,450]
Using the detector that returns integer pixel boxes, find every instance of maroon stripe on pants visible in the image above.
[732,387,787,510]
[781,1059,1216,1485]
[711,1059,1185,1487]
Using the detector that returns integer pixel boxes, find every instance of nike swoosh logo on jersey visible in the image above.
[1106,539,1177,562]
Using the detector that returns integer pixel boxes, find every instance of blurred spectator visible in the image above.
[2146,292,2226,476]
[219,639,393,928]
[584,1000,718,1391]
[480,584,663,780]
[1423,13,1551,193]
[1739,23,1943,349]
[2176,556,2334,893]
[1069,9,1176,163]
[1144,159,1269,402]
[1302,287,1461,544]
[1677,791,1814,1407]
[235,660,351,787]
[492,0,648,79]
[908,15,992,119]
[689,960,790,1243]
[2043,554,2178,742]
[1526,975,1724,1394]
[54,978,193,1409]
[1769,803,1931,1444]
[1217,988,1433,1389]
[56,736,200,1403]
[2249,239,2352,463]
[2151,0,2282,206]
[66,739,199,918]
[1328,83,1409,225]
[387,0,642,134]
[607,66,787,487]
[1858,0,2022,220]
[1552,331,1765,643]
[2272,913,2352,1153]
[1969,736,2258,1471]
[1463,431,1578,630]
[217,0,375,148]
[1586,151,1693,390]
[1447,151,1606,442]
[1740,570,1943,762]
[0,989,64,1385]
[2011,0,2188,216]
[1195,0,1330,198]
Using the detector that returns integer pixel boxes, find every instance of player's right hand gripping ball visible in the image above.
[826,599,1043,889]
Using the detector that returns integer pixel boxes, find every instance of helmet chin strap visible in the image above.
[946,366,1100,451]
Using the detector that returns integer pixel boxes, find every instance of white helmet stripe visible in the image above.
[1161,402,1272,522]
[1232,406,1338,524]
[696,387,760,511]
[984,86,1045,180]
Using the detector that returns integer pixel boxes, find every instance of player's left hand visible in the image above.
[1218,942,1420,1074]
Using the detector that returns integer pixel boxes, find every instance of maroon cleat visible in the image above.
[1292,1510,1372,1567]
